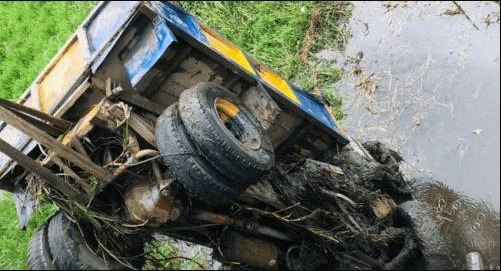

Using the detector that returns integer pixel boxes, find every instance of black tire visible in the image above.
[155,103,243,205]
[27,223,55,270]
[47,210,123,270]
[178,82,274,185]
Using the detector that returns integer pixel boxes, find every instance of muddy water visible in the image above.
[320,1,500,210]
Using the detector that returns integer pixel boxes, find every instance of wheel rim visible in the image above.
[215,97,261,150]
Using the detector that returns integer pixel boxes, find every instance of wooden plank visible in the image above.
[4,108,66,137]
[118,92,164,115]
[88,100,156,147]
[89,99,128,132]
[0,106,113,185]
[89,99,156,147]
[0,137,87,204]
[91,77,164,115]
[91,77,107,91]
[70,135,89,159]
[128,112,156,147]
[52,155,92,196]
[0,98,73,131]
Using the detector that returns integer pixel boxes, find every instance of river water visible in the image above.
[319,1,500,210]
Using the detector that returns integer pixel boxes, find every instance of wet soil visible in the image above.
[316,1,500,210]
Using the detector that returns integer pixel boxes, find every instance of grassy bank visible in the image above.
[0,1,98,100]
[0,1,351,269]
[0,193,58,270]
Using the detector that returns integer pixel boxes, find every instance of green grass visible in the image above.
[144,239,210,270]
[0,1,97,100]
[0,192,58,270]
[309,1,352,52]
[144,239,183,270]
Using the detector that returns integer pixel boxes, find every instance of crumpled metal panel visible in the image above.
[123,16,176,90]
[85,1,140,53]
[147,1,207,43]
[88,1,142,73]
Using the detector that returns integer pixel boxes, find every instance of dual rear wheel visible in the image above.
[155,82,275,205]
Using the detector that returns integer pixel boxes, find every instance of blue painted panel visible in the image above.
[294,87,336,128]
[147,1,207,43]
[292,85,349,144]
[123,16,177,89]
[295,88,333,126]
[85,1,139,53]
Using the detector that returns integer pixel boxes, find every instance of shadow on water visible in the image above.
[320,1,500,210]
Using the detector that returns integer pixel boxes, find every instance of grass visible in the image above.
[0,1,352,269]
[308,1,352,52]
[143,239,184,270]
[0,192,58,270]
[0,1,98,100]
[144,239,211,270]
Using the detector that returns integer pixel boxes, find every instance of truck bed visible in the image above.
[0,1,348,192]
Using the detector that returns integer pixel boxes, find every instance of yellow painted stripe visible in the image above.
[251,58,300,104]
[37,35,85,113]
[198,22,255,76]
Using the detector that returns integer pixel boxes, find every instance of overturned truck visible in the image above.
[0,2,498,270]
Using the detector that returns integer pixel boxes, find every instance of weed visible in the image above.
[143,237,211,270]
[294,63,345,110]
[323,87,347,122]
[317,65,343,83]
[123,123,130,150]
[88,175,99,190]
[0,2,98,99]
[33,184,47,202]
[296,70,316,92]
[0,193,58,270]
[301,1,352,123]
[309,1,352,52]
[181,246,210,270]
[144,239,183,270]
[307,225,339,243]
